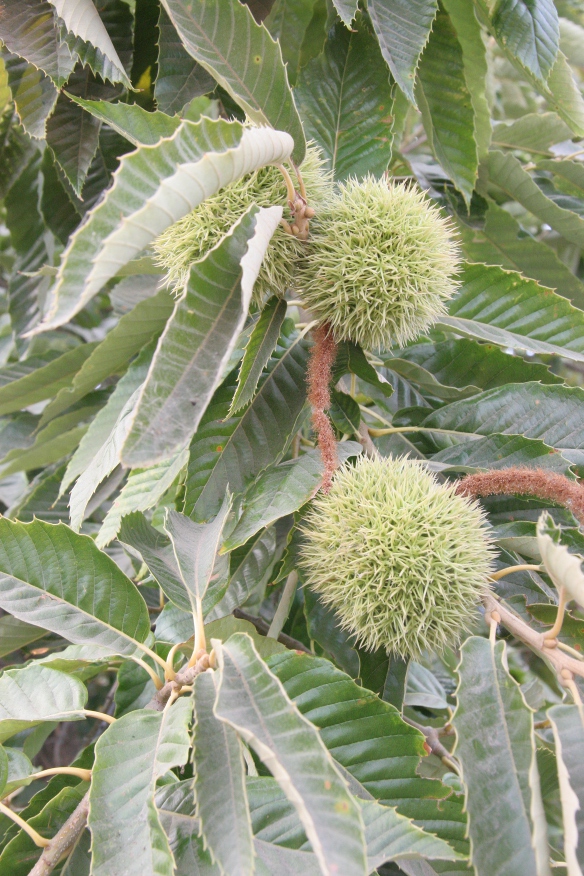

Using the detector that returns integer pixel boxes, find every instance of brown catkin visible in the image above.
[307,323,338,492]
[455,467,584,527]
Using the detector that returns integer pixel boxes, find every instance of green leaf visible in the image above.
[264,0,316,86]
[0,0,75,87]
[230,296,287,415]
[304,588,360,678]
[545,51,584,137]
[452,636,550,876]
[367,0,437,104]
[487,149,584,248]
[334,341,394,397]
[60,339,155,496]
[34,119,294,333]
[1,747,33,799]
[223,443,361,551]
[48,0,130,86]
[193,671,255,875]
[0,519,152,656]
[442,0,491,161]
[456,199,584,308]
[68,387,140,531]
[491,0,559,84]
[41,289,174,425]
[89,700,192,876]
[295,13,394,180]
[214,632,367,876]
[548,704,584,875]
[416,10,478,205]
[66,96,182,145]
[159,0,305,163]
[430,434,575,476]
[329,0,359,26]
[441,263,584,362]
[184,325,310,521]
[164,496,232,615]
[0,346,97,417]
[0,615,46,658]
[3,51,58,139]
[421,382,584,465]
[536,511,584,605]
[208,525,286,619]
[0,665,87,742]
[266,651,468,847]
[46,88,102,196]
[122,205,281,467]
[405,662,449,711]
[97,447,189,547]
[491,112,574,154]
[156,781,221,876]
[329,390,361,435]
[154,6,215,116]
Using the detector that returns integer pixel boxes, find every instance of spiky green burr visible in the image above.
[152,144,332,301]
[298,176,460,350]
[299,456,495,659]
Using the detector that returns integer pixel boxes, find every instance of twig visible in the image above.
[483,592,584,681]
[28,791,89,876]
[233,608,311,653]
[146,650,211,712]
[402,716,460,775]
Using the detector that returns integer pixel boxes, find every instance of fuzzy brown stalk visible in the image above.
[307,322,338,492]
[455,467,584,527]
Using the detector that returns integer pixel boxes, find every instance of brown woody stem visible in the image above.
[28,791,90,876]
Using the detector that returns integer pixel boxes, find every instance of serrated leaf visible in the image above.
[97,447,188,547]
[214,632,367,876]
[164,496,231,615]
[405,663,449,711]
[0,0,76,87]
[122,205,281,467]
[536,511,584,605]
[156,781,221,876]
[48,0,130,86]
[456,199,584,308]
[34,118,293,334]
[159,0,305,163]
[416,10,478,205]
[184,325,310,521]
[207,525,285,620]
[329,0,358,26]
[440,262,584,362]
[61,339,155,496]
[193,670,254,875]
[154,6,215,116]
[264,0,316,86]
[266,651,468,848]
[492,112,574,153]
[230,296,287,414]
[41,289,174,425]
[452,637,550,876]
[3,51,58,139]
[0,665,87,742]
[0,346,97,417]
[421,382,584,465]
[430,434,574,476]
[491,0,559,84]
[223,443,361,551]
[368,0,437,104]
[548,704,584,876]
[89,700,192,876]
[295,13,394,180]
[442,0,491,161]
[68,387,140,531]
[0,519,151,656]
[487,149,584,247]
[46,89,102,196]
[67,96,181,145]
[545,51,584,137]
